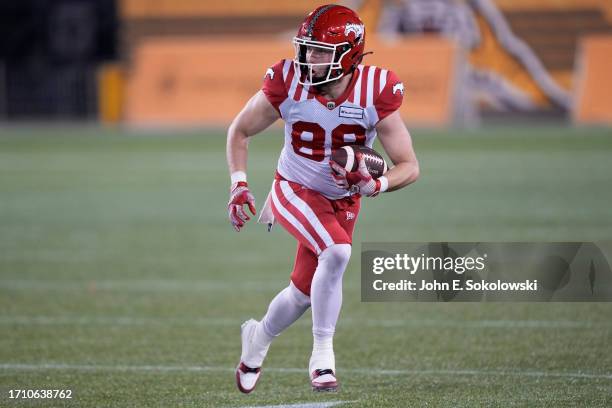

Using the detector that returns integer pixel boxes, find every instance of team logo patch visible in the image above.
[344,23,364,43]
[264,68,275,80]
[339,106,364,119]
[392,82,405,95]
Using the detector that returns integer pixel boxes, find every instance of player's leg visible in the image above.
[237,177,324,394]
[309,196,360,391]
[282,230,350,391]
[262,281,311,337]
[240,280,311,363]
[270,179,360,391]
[309,243,351,391]
[236,244,315,393]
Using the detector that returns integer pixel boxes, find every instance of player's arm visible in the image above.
[227,90,280,176]
[226,90,280,232]
[375,110,420,192]
[226,60,287,231]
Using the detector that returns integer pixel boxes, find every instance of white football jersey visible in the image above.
[262,59,403,199]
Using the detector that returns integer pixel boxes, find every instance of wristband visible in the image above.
[378,176,389,193]
[231,171,247,184]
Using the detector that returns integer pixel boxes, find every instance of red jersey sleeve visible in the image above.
[261,60,289,115]
[374,70,404,122]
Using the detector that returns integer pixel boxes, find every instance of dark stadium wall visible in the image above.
[0,0,118,120]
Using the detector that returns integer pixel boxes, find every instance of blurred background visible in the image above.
[1,0,611,126]
[1,1,611,407]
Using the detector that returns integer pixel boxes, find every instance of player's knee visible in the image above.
[289,282,311,307]
[320,244,352,269]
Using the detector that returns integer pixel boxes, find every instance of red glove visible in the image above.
[329,152,383,197]
[228,181,257,232]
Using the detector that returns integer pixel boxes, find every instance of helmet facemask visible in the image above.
[292,37,352,86]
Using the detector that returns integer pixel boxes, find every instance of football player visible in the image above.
[227,4,419,393]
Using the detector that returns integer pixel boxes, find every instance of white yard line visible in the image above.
[238,402,354,408]
[0,315,609,329]
[0,362,610,380]
[0,279,286,292]
[0,315,241,326]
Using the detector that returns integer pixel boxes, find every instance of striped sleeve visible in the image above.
[261,59,291,115]
[374,70,404,121]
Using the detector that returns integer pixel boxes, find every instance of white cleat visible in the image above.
[309,350,337,392]
[235,361,261,394]
[310,368,338,392]
[235,319,267,393]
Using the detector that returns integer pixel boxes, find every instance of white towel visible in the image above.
[257,188,276,232]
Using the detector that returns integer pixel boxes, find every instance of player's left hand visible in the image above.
[329,152,382,197]
[228,181,257,231]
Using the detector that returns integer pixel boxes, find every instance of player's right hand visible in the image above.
[329,160,350,189]
[228,182,257,232]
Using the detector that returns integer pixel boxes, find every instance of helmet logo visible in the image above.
[392,82,405,95]
[344,23,364,43]
[264,68,275,80]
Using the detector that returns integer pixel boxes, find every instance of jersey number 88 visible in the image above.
[291,121,366,162]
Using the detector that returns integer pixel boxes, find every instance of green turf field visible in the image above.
[1,125,611,407]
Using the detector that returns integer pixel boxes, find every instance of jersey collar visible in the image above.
[308,69,360,110]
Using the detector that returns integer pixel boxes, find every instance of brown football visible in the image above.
[331,145,388,179]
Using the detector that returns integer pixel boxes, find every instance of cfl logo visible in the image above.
[264,68,275,80]
[346,211,355,221]
[392,82,405,95]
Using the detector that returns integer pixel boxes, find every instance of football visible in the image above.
[331,145,388,179]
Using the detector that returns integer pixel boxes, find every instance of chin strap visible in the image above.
[354,51,374,68]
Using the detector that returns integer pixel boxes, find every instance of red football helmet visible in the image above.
[293,4,366,86]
